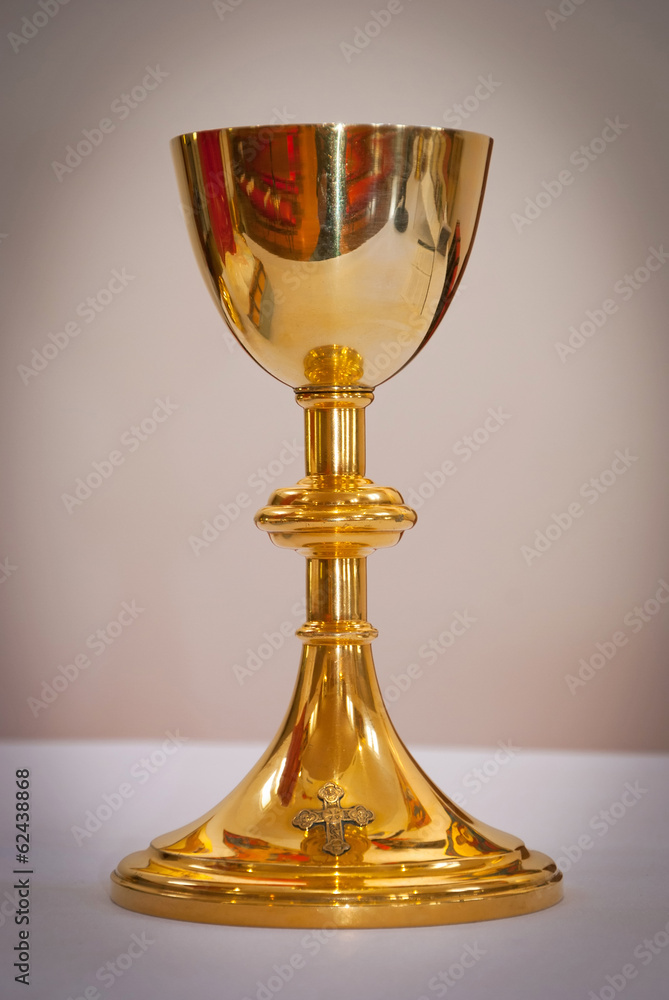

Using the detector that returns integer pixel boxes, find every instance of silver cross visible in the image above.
[292,782,374,856]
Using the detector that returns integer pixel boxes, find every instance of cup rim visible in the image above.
[171,123,494,144]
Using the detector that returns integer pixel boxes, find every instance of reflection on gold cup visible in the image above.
[110,125,562,928]
[172,123,490,387]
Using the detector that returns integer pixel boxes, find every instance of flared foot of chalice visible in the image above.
[110,123,562,927]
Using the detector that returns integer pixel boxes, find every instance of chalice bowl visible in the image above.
[110,123,563,926]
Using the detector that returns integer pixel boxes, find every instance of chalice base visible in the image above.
[111,646,562,928]
[110,847,561,928]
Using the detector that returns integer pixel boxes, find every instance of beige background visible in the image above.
[1,0,667,751]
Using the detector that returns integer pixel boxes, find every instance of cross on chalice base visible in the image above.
[292,783,374,856]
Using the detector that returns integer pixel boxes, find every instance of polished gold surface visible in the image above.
[110,124,562,927]
[171,123,491,388]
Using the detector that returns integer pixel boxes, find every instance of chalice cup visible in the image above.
[110,124,563,927]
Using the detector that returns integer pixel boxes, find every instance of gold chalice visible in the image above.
[110,124,562,927]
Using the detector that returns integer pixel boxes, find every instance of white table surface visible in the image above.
[1,740,668,1000]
